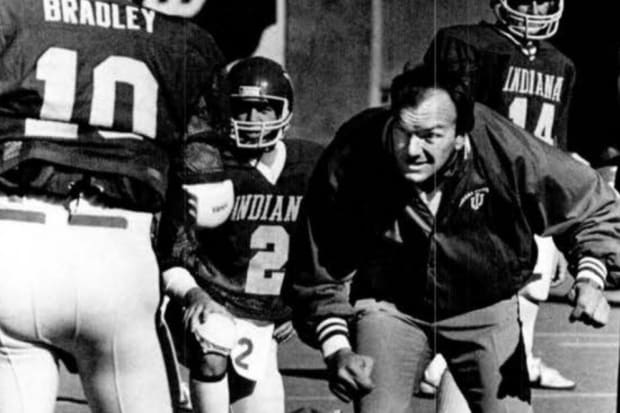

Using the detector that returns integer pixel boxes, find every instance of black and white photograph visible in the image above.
[1,1,620,412]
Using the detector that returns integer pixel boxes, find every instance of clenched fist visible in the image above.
[325,349,375,403]
[568,279,609,328]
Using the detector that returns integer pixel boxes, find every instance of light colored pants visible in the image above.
[230,336,284,413]
[0,195,172,413]
[352,296,532,413]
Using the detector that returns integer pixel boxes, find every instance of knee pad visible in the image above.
[190,353,229,382]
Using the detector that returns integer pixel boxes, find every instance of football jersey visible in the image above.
[194,139,323,322]
[424,22,575,150]
[0,0,226,210]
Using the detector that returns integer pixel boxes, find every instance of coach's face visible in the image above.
[391,88,465,186]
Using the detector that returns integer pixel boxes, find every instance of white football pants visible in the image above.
[0,195,172,413]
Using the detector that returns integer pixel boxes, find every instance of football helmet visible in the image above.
[492,0,564,40]
[227,57,293,150]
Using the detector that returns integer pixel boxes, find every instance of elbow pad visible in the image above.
[183,180,234,228]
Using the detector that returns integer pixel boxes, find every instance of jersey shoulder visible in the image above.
[434,22,509,53]
[537,41,575,72]
[178,139,227,184]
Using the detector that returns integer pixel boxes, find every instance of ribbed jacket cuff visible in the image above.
[576,257,607,289]
[316,317,351,358]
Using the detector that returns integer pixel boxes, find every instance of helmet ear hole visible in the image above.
[226,57,293,150]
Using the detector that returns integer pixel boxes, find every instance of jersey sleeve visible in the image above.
[184,26,230,141]
[156,141,227,273]
[553,60,576,151]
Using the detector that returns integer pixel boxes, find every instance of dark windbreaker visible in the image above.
[283,103,620,348]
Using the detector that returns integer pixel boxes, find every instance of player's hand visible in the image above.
[183,287,232,331]
[325,349,374,403]
[273,321,296,344]
[568,279,609,328]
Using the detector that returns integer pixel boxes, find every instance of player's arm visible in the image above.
[555,61,576,152]
[178,140,234,228]
[156,140,232,297]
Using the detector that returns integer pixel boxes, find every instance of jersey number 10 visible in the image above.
[25,47,158,140]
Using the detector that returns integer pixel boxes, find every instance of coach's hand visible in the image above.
[325,349,374,403]
[568,279,609,328]
[183,287,232,330]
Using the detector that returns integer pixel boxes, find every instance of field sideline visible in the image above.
[55,293,620,413]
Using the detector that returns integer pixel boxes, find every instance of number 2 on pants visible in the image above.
[234,338,254,370]
[230,320,275,381]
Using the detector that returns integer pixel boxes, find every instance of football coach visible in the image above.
[283,63,620,413]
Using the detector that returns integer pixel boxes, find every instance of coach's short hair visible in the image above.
[390,63,474,135]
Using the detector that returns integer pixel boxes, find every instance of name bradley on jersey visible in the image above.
[230,194,302,223]
[42,0,156,33]
[502,66,564,102]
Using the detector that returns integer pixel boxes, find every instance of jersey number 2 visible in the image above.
[25,47,158,139]
[245,225,289,295]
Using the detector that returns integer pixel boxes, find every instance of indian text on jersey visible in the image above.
[230,195,302,223]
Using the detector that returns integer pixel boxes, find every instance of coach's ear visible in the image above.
[183,180,234,228]
[454,133,466,151]
[141,0,207,17]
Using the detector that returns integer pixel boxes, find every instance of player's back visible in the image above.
[0,0,225,209]
[426,22,575,148]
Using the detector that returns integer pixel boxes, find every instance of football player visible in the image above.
[420,0,576,403]
[160,57,324,413]
[0,0,227,412]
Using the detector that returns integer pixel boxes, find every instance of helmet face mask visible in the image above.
[227,58,293,151]
[493,0,563,41]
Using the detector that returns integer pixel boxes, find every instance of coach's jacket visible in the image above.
[283,102,620,349]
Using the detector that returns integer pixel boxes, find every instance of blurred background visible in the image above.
[195,0,620,166]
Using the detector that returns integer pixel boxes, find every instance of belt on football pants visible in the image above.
[0,208,128,229]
